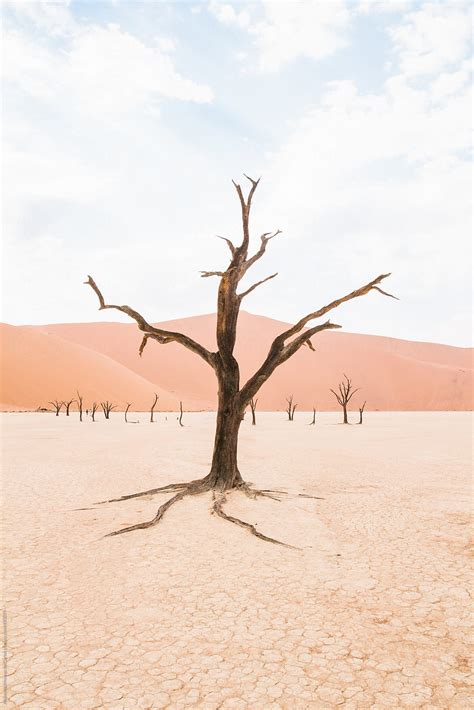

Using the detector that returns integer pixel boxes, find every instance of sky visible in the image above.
[1,0,472,346]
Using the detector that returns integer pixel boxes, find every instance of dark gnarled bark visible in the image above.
[85,176,396,542]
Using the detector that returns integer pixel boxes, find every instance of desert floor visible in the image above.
[2,411,472,709]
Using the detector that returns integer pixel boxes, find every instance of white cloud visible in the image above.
[208,2,250,28]
[67,24,214,116]
[156,36,177,53]
[430,59,472,101]
[255,48,472,342]
[390,2,472,77]
[2,0,76,37]
[2,22,214,120]
[1,1,471,346]
[357,1,415,14]
[209,0,351,72]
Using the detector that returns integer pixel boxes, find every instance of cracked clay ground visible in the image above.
[2,411,473,708]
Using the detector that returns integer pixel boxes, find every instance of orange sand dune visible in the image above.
[5,311,467,412]
[0,323,206,412]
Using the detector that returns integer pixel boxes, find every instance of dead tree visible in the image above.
[85,175,396,544]
[285,395,297,421]
[309,408,316,425]
[179,401,184,427]
[150,393,159,423]
[249,397,257,425]
[101,401,116,420]
[76,391,83,422]
[49,400,63,416]
[91,403,98,421]
[358,401,366,424]
[63,399,74,416]
[125,403,132,423]
[330,374,360,424]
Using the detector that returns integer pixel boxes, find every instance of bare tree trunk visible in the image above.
[85,176,395,543]
[64,399,74,416]
[250,397,257,425]
[150,393,158,423]
[91,403,98,422]
[331,375,359,425]
[207,407,244,490]
[358,401,366,424]
[309,408,316,425]
[101,401,115,420]
[285,395,297,421]
[76,391,83,422]
[125,403,131,423]
[49,400,62,416]
[179,401,184,427]
[203,366,244,491]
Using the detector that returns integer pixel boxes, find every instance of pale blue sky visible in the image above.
[2,0,472,345]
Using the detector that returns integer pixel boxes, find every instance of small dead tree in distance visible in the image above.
[249,397,257,425]
[285,395,297,421]
[358,401,366,424]
[179,401,184,427]
[309,408,316,425]
[91,402,98,421]
[85,175,396,544]
[49,400,63,416]
[330,374,359,424]
[76,391,83,422]
[63,399,74,416]
[101,401,116,420]
[125,403,132,423]
[150,393,159,423]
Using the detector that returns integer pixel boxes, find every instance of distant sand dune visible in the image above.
[0,323,206,411]
[1,312,472,410]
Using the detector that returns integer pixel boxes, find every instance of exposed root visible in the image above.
[256,488,325,501]
[86,476,322,545]
[95,480,202,505]
[239,483,282,502]
[212,492,298,549]
[105,491,188,537]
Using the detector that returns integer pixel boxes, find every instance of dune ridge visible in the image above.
[1,312,472,411]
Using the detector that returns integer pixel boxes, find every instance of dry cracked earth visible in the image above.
[2,412,473,708]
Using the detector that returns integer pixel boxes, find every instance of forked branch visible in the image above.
[240,273,397,404]
[84,276,215,368]
[275,273,397,346]
[330,374,359,406]
[232,175,260,254]
[239,320,341,405]
[244,230,282,273]
[217,236,236,256]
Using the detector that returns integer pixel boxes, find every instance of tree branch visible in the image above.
[217,235,236,256]
[278,321,342,365]
[273,273,396,346]
[238,272,395,404]
[239,320,341,405]
[232,175,260,255]
[200,270,224,278]
[84,275,215,368]
[239,273,278,299]
[244,230,282,273]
